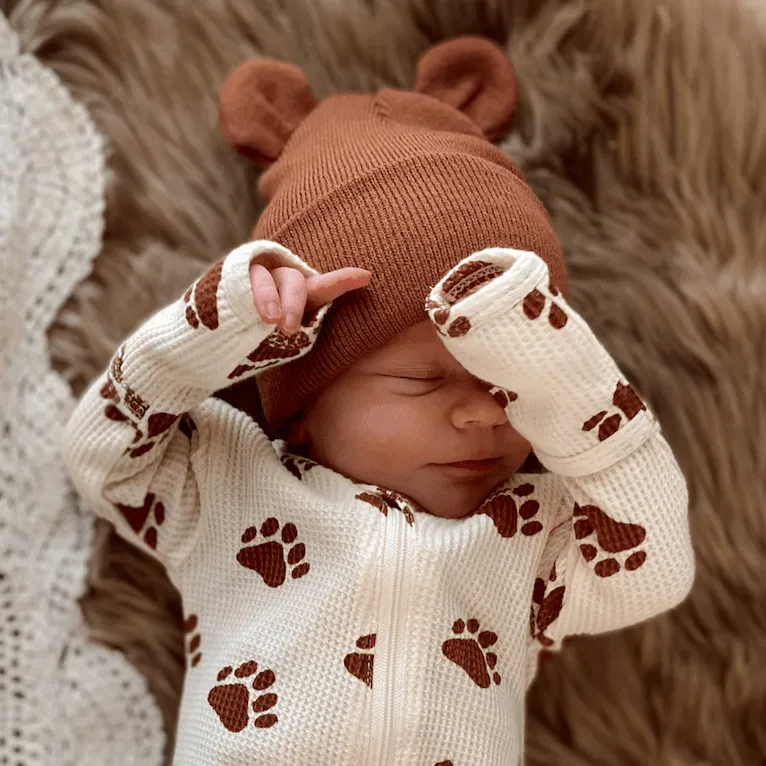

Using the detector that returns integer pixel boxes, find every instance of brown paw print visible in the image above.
[100,374,149,455]
[530,564,565,648]
[130,413,178,458]
[184,259,224,331]
[489,386,518,408]
[208,661,278,732]
[344,634,376,688]
[574,503,647,577]
[114,492,165,549]
[228,330,312,379]
[582,381,647,442]
[356,488,415,525]
[236,518,310,587]
[429,309,472,339]
[184,614,202,668]
[479,483,543,539]
[426,260,505,340]
[442,618,501,688]
[435,762,455,766]
[99,355,180,459]
[522,284,568,329]
[103,406,178,459]
[280,453,318,481]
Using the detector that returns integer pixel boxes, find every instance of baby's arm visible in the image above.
[64,241,335,569]
[426,249,695,643]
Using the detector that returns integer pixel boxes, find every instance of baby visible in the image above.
[65,37,695,766]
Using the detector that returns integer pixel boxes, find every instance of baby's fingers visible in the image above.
[305,268,372,313]
[249,264,281,323]
[272,267,308,334]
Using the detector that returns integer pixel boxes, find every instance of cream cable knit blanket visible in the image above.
[0,15,164,766]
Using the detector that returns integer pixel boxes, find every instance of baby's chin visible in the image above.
[395,468,515,520]
[411,482,506,519]
[296,443,518,519]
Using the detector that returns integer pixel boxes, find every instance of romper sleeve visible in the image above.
[64,241,330,570]
[426,248,695,651]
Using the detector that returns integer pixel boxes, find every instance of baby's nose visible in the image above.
[451,380,509,429]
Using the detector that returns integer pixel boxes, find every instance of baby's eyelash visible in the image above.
[381,373,444,382]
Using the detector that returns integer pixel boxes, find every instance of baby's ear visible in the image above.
[218,59,319,168]
[414,37,517,141]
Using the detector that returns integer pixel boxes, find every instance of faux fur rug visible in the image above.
[6,0,765,762]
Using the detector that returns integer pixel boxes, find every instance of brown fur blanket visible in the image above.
[6,0,765,761]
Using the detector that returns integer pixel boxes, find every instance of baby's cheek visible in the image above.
[354,400,408,446]
[346,399,427,465]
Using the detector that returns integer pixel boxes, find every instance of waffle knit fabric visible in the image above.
[65,238,695,765]
[217,36,567,434]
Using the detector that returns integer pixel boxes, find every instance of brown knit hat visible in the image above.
[217,36,566,435]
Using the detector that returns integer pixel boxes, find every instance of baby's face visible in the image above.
[290,321,531,519]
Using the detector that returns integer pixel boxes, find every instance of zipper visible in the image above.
[367,505,412,765]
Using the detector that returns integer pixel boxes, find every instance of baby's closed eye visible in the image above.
[384,368,445,380]
[379,370,446,394]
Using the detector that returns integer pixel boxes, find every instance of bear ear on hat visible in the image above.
[414,36,517,141]
[218,58,319,168]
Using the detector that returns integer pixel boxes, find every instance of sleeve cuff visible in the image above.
[222,240,323,327]
[425,247,662,475]
[426,248,549,336]
[536,416,660,476]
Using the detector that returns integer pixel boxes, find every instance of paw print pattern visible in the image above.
[435,762,455,766]
[489,386,518,409]
[236,518,310,587]
[99,346,181,459]
[522,281,568,329]
[478,483,543,539]
[476,380,522,416]
[441,260,507,303]
[228,311,323,379]
[426,298,472,339]
[228,331,310,378]
[101,345,149,420]
[442,618,501,688]
[574,503,647,577]
[280,453,318,481]
[344,634,376,688]
[208,661,278,731]
[426,259,506,339]
[184,259,224,330]
[582,382,647,442]
[114,492,165,549]
[530,564,565,648]
[184,614,202,668]
[355,488,416,525]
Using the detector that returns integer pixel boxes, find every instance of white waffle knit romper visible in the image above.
[65,241,695,766]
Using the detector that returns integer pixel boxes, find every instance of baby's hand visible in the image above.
[249,262,371,335]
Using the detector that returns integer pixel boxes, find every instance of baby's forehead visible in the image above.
[361,321,450,368]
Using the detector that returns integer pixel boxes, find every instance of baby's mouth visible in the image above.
[440,458,500,473]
